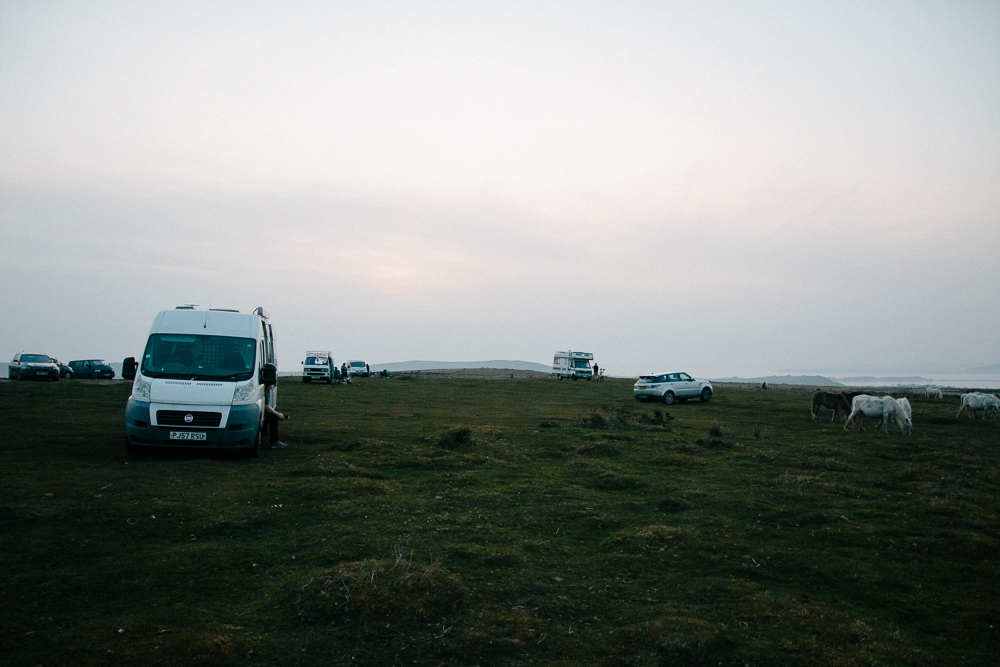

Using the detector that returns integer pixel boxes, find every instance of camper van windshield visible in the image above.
[573,360,592,369]
[305,356,327,365]
[141,334,256,381]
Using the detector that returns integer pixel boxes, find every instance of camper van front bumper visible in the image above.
[125,399,262,448]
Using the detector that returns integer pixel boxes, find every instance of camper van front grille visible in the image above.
[156,410,222,427]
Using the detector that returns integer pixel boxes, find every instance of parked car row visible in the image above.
[7,353,115,381]
[301,352,370,385]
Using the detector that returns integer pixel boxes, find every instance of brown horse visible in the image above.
[812,391,851,423]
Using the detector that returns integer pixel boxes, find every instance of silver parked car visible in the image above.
[634,372,712,404]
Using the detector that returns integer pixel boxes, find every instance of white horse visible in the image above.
[924,387,943,399]
[845,395,912,435]
[956,392,1000,420]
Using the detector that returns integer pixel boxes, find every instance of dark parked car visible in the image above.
[69,359,115,379]
[50,357,73,379]
[9,353,61,381]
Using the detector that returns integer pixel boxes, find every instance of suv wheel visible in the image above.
[663,391,676,405]
[700,388,712,402]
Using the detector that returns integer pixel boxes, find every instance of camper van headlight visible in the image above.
[233,382,257,403]
[132,376,151,400]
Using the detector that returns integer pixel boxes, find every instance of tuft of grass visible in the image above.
[584,406,639,429]
[296,551,468,625]
[697,420,735,449]
[438,425,472,449]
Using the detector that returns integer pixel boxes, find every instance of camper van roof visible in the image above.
[555,350,594,359]
[151,308,263,339]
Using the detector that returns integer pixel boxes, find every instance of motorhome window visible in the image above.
[142,334,256,380]
[306,356,327,365]
[573,360,591,368]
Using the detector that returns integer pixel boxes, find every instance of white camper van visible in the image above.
[346,360,369,377]
[552,350,595,380]
[302,351,334,383]
[123,306,276,456]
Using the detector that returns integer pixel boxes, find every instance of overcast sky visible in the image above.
[2,1,998,377]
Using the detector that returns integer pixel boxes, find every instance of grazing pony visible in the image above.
[956,392,1000,420]
[844,395,912,435]
[811,391,851,423]
[925,387,943,399]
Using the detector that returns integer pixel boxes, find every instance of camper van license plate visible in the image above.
[170,431,207,441]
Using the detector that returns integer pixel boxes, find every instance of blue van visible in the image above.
[69,359,116,379]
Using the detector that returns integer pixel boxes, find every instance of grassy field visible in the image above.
[1,376,997,666]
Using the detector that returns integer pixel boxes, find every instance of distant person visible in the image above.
[592,363,600,381]
[263,376,288,449]
[366,363,370,375]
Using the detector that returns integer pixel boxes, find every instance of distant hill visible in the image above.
[712,375,844,387]
[370,360,552,373]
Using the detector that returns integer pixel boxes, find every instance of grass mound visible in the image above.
[297,552,468,624]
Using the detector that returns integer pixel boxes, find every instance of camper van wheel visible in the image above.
[246,429,262,458]
[303,377,310,384]
[663,392,676,405]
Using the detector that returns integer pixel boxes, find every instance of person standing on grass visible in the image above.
[263,375,289,449]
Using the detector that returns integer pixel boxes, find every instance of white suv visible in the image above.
[634,372,712,404]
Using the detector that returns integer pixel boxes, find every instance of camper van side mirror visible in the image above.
[261,363,277,386]
[122,357,137,381]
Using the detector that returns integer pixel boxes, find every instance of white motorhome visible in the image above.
[123,306,276,456]
[552,350,595,380]
[302,350,334,383]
